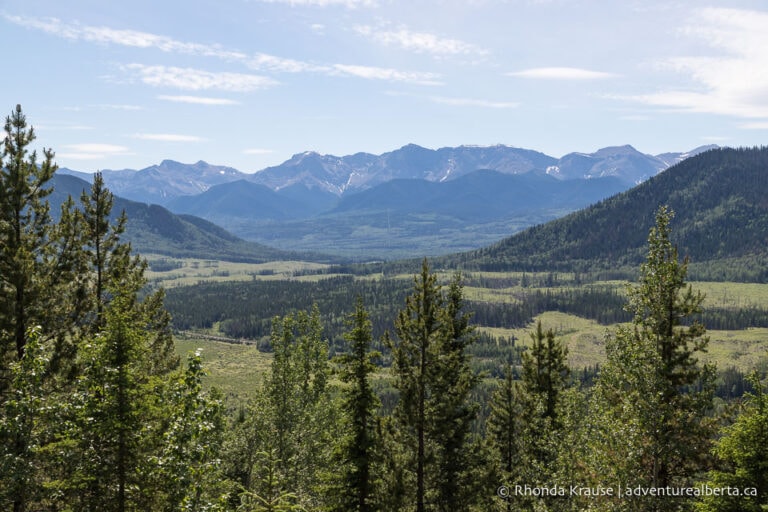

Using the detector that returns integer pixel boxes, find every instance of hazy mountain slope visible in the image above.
[223,170,628,259]
[59,160,246,205]
[48,174,324,262]
[167,179,339,222]
[330,170,626,221]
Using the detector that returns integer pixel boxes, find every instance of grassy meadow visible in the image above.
[164,257,768,396]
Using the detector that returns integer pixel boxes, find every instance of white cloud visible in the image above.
[247,53,328,73]
[333,64,442,85]
[629,7,768,118]
[354,25,488,57]
[740,121,768,130]
[125,64,277,91]
[59,143,131,160]
[4,15,247,60]
[94,104,144,110]
[243,148,275,155]
[7,13,442,89]
[507,67,616,80]
[158,95,239,105]
[251,0,376,7]
[37,123,93,131]
[429,96,518,108]
[133,133,205,142]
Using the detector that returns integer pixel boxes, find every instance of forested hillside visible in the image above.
[444,147,768,281]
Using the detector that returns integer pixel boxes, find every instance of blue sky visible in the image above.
[2,0,768,172]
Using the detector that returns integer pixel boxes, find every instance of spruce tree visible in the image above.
[487,365,525,512]
[430,273,481,512]
[388,260,480,511]
[589,206,715,511]
[335,297,381,512]
[230,305,336,510]
[0,105,84,512]
[80,171,127,324]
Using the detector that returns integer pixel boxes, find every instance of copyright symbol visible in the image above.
[497,485,509,498]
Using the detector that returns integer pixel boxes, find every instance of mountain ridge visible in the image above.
[59,143,716,205]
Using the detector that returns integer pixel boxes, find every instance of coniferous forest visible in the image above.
[2,105,768,511]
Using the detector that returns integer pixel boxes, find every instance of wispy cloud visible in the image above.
[250,0,376,7]
[739,121,768,130]
[7,14,442,88]
[58,143,132,160]
[158,95,240,105]
[333,64,442,85]
[354,25,488,57]
[246,53,328,73]
[38,123,94,131]
[93,104,144,110]
[133,133,205,142]
[429,96,518,108]
[125,64,277,91]
[629,7,768,119]
[507,67,616,80]
[3,14,247,60]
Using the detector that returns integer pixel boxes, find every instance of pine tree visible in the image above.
[430,273,481,512]
[387,260,480,511]
[153,350,225,511]
[521,320,569,429]
[489,321,570,511]
[80,171,127,325]
[0,105,57,368]
[0,327,48,511]
[487,365,525,512]
[589,206,716,511]
[335,297,381,512]
[389,260,444,512]
[0,104,85,512]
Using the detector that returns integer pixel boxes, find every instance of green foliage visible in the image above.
[386,261,482,511]
[696,372,768,512]
[0,327,48,509]
[332,297,381,511]
[224,306,338,511]
[0,105,66,372]
[152,350,226,511]
[587,206,717,511]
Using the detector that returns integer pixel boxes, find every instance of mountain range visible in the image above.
[60,143,716,204]
[59,143,716,259]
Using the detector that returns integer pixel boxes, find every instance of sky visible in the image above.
[1,0,768,173]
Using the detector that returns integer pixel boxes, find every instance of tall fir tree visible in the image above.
[588,206,716,511]
[429,273,481,512]
[387,260,480,512]
[0,105,85,512]
[487,365,525,512]
[80,171,127,325]
[334,297,381,512]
